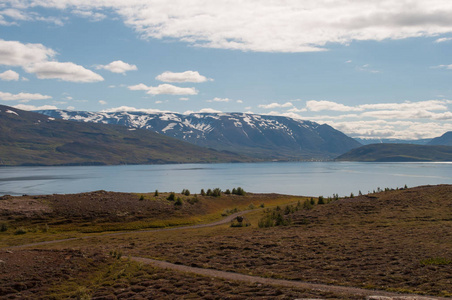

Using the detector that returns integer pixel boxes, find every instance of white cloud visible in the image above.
[102,106,170,114]
[361,109,452,121]
[179,97,189,101]
[199,108,222,113]
[21,76,29,81]
[0,39,55,66]
[24,61,104,82]
[98,100,107,105]
[287,107,307,113]
[10,1,452,52]
[156,71,212,83]
[207,97,230,103]
[0,91,52,101]
[306,100,362,112]
[128,83,149,91]
[236,99,243,103]
[72,9,106,21]
[66,106,75,110]
[435,37,452,43]
[13,104,58,110]
[327,119,452,140]
[147,84,198,95]
[128,83,198,95]
[356,64,380,74]
[96,60,137,74]
[0,17,13,26]
[258,102,293,109]
[183,108,223,114]
[0,8,64,25]
[0,69,19,81]
[359,100,451,111]
[432,64,452,69]
[0,8,31,21]
[0,39,103,82]
[261,98,452,139]
[155,100,162,104]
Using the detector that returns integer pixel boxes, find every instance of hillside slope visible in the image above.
[37,109,361,160]
[428,131,452,146]
[335,143,452,162]
[0,105,249,166]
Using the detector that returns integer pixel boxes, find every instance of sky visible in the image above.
[0,0,452,140]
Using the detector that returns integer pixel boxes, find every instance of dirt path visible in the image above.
[2,210,249,250]
[2,210,448,300]
[130,256,445,300]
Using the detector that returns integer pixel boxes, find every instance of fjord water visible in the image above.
[0,162,450,197]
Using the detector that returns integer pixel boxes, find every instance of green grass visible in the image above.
[420,257,452,265]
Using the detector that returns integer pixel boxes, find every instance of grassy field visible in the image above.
[1,185,451,299]
[0,189,304,247]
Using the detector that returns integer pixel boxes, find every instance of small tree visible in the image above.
[318,196,325,205]
[236,187,246,195]
[167,192,176,201]
[184,189,190,196]
[175,197,183,206]
[212,188,222,197]
[303,199,313,210]
[200,189,206,196]
[154,190,159,197]
[225,189,231,195]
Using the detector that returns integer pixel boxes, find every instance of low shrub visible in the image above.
[14,227,27,235]
[420,257,452,265]
[258,206,292,228]
[167,192,176,201]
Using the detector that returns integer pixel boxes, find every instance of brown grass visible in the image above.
[45,185,452,297]
[1,185,451,298]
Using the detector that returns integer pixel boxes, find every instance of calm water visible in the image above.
[0,162,450,197]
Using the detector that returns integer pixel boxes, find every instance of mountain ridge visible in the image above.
[0,105,249,166]
[36,109,362,160]
[336,143,452,162]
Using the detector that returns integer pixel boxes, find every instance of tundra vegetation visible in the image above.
[0,185,451,299]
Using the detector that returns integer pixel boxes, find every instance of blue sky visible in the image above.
[0,1,452,140]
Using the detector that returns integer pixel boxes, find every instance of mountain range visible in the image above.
[36,109,362,160]
[0,105,248,166]
[336,143,452,162]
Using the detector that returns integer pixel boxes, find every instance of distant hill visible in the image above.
[36,109,361,160]
[0,105,249,166]
[355,138,431,145]
[428,131,452,146]
[336,143,452,162]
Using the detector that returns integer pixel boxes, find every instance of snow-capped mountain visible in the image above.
[36,110,361,160]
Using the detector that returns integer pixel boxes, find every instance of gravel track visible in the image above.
[130,256,445,300]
